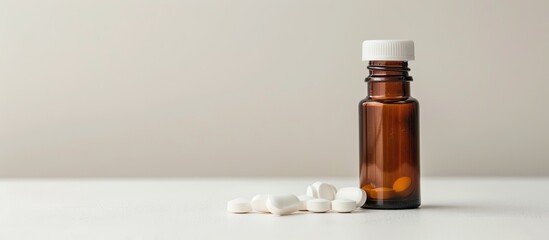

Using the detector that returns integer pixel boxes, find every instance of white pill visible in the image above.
[335,187,367,207]
[266,194,300,216]
[227,198,252,213]
[332,199,357,213]
[251,194,269,213]
[306,185,318,198]
[310,181,326,195]
[358,189,367,207]
[297,195,314,211]
[328,184,338,197]
[312,182,335,200]
[307,199,331,213]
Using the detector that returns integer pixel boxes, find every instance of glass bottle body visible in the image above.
[359,61,420,209]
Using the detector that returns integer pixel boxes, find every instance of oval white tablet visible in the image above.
[297,194,314,211]
[357,189,367,207]
[307,199,331,213]
[227,198,252,213]
[312,181,323,188]
[251,194,269,213]
[306,185,318,198]
[328,184,338,197]
[314,182,335,200]
[336,187,367,207]
[332,199,357,213]
[266,194,300,216]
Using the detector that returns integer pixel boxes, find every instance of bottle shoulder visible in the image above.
[360,97,419,106]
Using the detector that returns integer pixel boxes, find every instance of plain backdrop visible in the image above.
[1,0,548,177]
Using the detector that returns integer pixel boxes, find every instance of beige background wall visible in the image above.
[1,0,548,177]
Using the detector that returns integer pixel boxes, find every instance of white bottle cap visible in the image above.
[362,40,415,61]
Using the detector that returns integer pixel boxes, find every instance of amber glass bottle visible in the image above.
[359,40,420,209]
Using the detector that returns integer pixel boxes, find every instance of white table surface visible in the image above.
[1,177,548,240]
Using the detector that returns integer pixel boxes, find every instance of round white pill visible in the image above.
[313,182,335,200]
[332,199,357,213]
[266,194,300,216]
[336,187,367,207]
[306,185,318,198]
[227,198,252,213]
[328,184,338,197]
[297,195,314,211]
[307,199,331,213]
[357,189,367,207]
[251,194,269,213]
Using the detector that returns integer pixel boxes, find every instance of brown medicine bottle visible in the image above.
[359,40,420,209]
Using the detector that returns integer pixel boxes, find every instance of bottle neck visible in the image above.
[366,61,412,101]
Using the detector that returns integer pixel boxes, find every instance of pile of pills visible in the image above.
[361,177,413,200]
[227,181,367,216]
